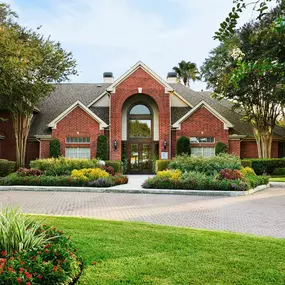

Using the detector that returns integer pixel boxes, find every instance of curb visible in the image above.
[269,182,285,188]
[0,184,270,197]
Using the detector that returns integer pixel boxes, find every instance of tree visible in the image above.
[202,5,285,158]
[0,4,77,167]
[177,136,191,155]
[49,139,61,158]
[214,0,284,41]
[173,60,200,87]
[96,135,108,160]
[215,142,228,155]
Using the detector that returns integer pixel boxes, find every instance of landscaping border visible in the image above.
[0,184,270,196]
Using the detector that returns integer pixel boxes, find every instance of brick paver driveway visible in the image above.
[1,187,285,238]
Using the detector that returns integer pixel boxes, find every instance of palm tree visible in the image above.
[173,60,200,87]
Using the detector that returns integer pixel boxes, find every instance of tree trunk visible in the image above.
[253,128,262,158]
[253,128,273,158]
[12,113,33,168]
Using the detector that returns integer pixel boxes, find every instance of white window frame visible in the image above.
[66,137,90,144]
[191,147,215,158]
[190,137,215,144]
[65,147,91,159]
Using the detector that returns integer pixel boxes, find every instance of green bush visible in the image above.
[49,138,61,158]
[273,167,285,175]
[30,157,100,176]
[105,160,122,173]
[169,154,241,175]
[244,175,269,188]
[177,136,191,155]
[241,160,252,168]
[241,158,285,175]
[96,134,108,160]
[215,142,227,155]
[155,160,171,173]
[0,159,16,177]
[0,207,81,284]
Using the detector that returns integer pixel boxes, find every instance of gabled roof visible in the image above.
[106,61,174,93]
[172,100,234,130]
[47,101,108,130]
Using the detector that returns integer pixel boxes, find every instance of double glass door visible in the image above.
[128,143,151,173]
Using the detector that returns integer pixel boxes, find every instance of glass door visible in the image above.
[128,143,152,173]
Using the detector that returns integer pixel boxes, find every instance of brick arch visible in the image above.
[110,67,170,160]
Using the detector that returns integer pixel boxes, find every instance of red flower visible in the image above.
[44,249,49,253]
[26,283,31,285]
[92,261,97,265]
[19,268,25,272]
[38,275,43,279]
[10,256,14,260]
[16,278,22,283]
[53,265,58,272]
[1,251,6,257]
[0,258,6,264]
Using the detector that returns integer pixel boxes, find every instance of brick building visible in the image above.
[1,61,285,173]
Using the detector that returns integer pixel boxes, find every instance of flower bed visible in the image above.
[142,168,269,191]
[0,207,82,284]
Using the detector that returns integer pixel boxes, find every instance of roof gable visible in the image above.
[47,101,108,130]
[106,61,173,93]
[172,100,234,130]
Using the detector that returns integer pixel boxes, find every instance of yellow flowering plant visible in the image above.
[157,169,182,180]
[71,168,109,181]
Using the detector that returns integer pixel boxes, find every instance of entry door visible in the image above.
[128,143,152,173]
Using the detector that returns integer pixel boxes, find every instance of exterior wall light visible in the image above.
[114,140,118,151]
[163,139,167,151]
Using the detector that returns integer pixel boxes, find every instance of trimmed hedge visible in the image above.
[105,160,122,173]
[0,159,16,177]
[177,136,191,155]
[242,158,285,175]
[272,167,285,175]
[155,160,171,173]
[49,138,61,158]
[96,135,108,160]
[215,142,227,155]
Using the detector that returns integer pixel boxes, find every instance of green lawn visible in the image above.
[269,176,285,182]
[37,215,285,285]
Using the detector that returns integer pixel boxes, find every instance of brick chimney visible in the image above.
[103,72,114,83]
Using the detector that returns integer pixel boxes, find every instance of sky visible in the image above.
[4,0,278,91]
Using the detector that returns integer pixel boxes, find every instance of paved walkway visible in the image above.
[1,184,285,238]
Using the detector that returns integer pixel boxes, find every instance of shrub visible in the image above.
[0,159,16,177]
[105,160,122,173]
[71,168,109,180]
[49,138,61,158]
[244,175,269,188]
[177,136,191,155]
[96,135,108,160]
[272,167,285,175]
[0,209,81,284]
[241,158,285,175]
[241,167,256,176]
[169,154,241,175]
[215,142,227,155]
[16,167,43,177]
[88,177,115,187]
[157,169,182,180]
[218,168,243,180]
[30,157,100,176]
[241,160,252,168]
[104,165,115,176]
[113,174,128,185]
[155,160,171,173]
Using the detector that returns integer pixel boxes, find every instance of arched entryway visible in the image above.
[122,95,159,173]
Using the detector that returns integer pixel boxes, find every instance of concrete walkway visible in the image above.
[1,185,285,238]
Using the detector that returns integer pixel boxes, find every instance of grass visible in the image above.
[269,175,285,182]
[36,215,285,285]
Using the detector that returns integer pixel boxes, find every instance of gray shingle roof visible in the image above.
[29,83,110,136]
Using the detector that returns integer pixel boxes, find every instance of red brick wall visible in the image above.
[171,129,176,158]
[241,140,279,158]
[177,106,229,149]
[110,67,170,160]
[25,140,39,167]
[229,140,241,157]
[51,106,101,158]
[40,140,50,158]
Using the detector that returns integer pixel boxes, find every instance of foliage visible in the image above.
[215,142,227,155]
[241,160,252,168]
[0,159,16,177]
[16,167,43,177]
[112,174,128,185]
[202,5,285,158]
[157,169,182,180]
[241,167,256,176]
[96,135,108,160]
[30,157,99,176]
[49,139,61,158]
[103,166,115,176]
[88,177,115,187]
[169,154,241,175]
[0,216,81,284]
[244,174,269,188]
[272,167,285,175]
[0,207,50,254]
[71,168,109,181]
[176,136,191,155]
[173,60,200,86]
[241,158,285,175]
[155,160,171,173]
[218,168,243,180]
[105,160,122,173]
[0,4,77,167]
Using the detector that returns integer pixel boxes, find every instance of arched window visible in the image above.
[128,103,152,139]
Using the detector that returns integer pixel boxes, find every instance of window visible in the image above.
[129,104,151,115]
[129,119,151,138]
[190,137,214,144]
[191,147,215,158]
[65,148,90,159]
[66,137,90,144]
